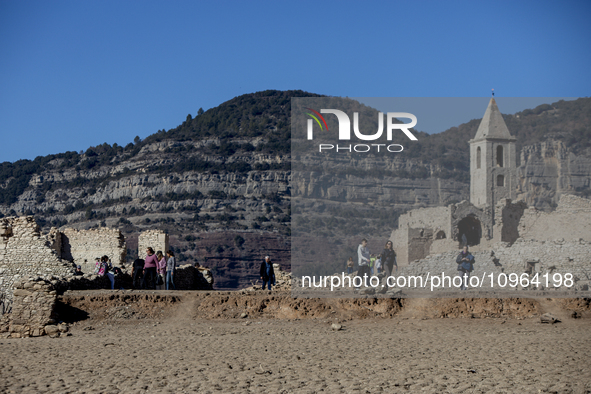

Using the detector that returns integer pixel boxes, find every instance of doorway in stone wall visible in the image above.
[457,216,482,247]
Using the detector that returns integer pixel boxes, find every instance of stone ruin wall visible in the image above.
[0,277,69,338]
[0,221,216,338]
[138,230,169,259]
[517,140,591,207]
[174,264,214,290]
[398,238,591,293]
[392,206,452,268]
[60,227,127,274]
[491,199,527,244]
[391,201,497,266]
[0,217,129,305]
[0,217,73,305]
[397,195,591,291]
[518,194,591,243]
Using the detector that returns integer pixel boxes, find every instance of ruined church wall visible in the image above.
[492,199,527,244]
[517,140,591,208]
[391,206,451,267]
[138,230,169,259]
[0,217,73,304]
[397,206,452,234]
[518,195,591,243]
[61,228,127,273]
[398,238,591,292]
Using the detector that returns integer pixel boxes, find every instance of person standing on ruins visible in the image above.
[142,247,159,290]
[456,246,475,290]
[165,250,176,290]
[346,257,354,274]
[131,258,145,289]
[375,255,382,275]
[260,256,275,291]
[382,241,397,277]
[357,239,371,283]
[103,256,115,290]
[93,257,101,274]
[156,251,166,290]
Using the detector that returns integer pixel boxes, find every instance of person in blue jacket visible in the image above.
[456,246,474,290]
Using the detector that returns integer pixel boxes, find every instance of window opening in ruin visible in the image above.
[497,174,505,187]
[435,230,446,240]
[457,216,482,247]
[496,145,504,167]
[525,261,537,275]
[476,147,481,169]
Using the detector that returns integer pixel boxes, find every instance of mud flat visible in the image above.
[0,290,589,393]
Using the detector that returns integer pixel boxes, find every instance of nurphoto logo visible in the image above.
[305,108,418,153]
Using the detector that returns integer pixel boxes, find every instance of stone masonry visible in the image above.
[0,217,73,304]
[398,238,591,293]
[0,277,68,338]
[174,264,214,290]
[518,194,591,242]
[396,194,591,294]
[469,98,518,208]
[60,227,127,273]
[138,230,169,258]
[390,97,591,277]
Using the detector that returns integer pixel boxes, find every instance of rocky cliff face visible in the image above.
[12,140,292,289]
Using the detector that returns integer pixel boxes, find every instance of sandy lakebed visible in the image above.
[0,290,590,394]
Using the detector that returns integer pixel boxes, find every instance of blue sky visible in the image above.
[1,0,590,163]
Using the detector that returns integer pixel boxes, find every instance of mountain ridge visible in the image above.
[1,90,590,288]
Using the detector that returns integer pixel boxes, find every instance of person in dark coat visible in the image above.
[131,258,145,289]
[381,240,397,277]
[260,256,275,291]
[456,246,475,290]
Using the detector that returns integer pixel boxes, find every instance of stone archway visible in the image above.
[457,215,482,247]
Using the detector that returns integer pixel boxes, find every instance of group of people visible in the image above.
[91,255,121,289]
[349,239,398,278]
[351,238,476,291]
[78,250,277,292]
[131,248,177,290]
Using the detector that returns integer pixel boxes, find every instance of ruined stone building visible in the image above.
[391,98,591,283]
[0,218,128,303]
[0,217,73,304]
[138,230,169,257]
[0,220,172,303]
[0,218,215,309]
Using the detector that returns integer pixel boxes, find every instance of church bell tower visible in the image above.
[469,98,517,208]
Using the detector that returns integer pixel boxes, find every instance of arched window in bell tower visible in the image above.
[497,174,505,187]
[476,147,481,169]
[496,145,504,167]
